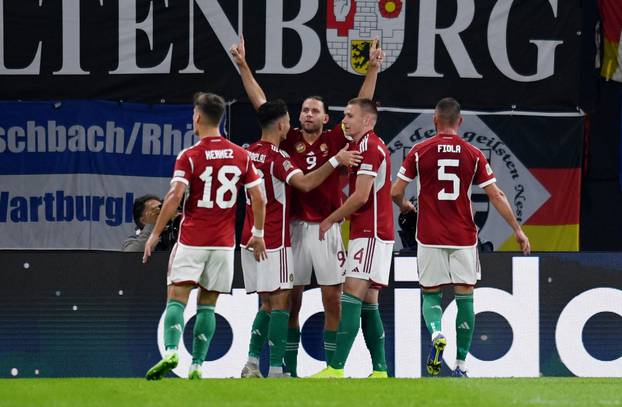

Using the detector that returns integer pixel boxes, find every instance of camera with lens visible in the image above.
[156,203,181,250]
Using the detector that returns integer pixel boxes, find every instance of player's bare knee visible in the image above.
[453,284,474,295]
[259,293,272,313]
[197,288,219,306]
[363,288,379,304]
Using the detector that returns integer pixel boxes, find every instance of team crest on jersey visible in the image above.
[388,114,550,251]
[295,142,306,153]
[326,0,405,75]
[320,143,329,156]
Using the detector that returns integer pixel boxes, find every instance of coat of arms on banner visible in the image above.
[327,0,405,74]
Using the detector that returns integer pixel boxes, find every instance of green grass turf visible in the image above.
[0,378,620,407]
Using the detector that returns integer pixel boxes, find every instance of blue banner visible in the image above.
[0,100,230,250]
[0,100,198,177]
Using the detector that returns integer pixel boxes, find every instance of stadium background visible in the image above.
[0,0,620,377]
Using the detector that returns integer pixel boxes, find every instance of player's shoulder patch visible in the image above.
[485,163,493,175]
[282,160,293,172]
[360,163,373,171]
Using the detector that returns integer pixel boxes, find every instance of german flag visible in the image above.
[482,115,583,252]
[599,0,622,82]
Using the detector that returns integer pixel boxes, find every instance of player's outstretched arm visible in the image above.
[319,174,374,240]
[391,178,415,213]
[357,38,384,100]
[245,184,267,261]
[483,182,531,255]
[143,182,185,263]
[289,146,362,192]
[229,34,267,111]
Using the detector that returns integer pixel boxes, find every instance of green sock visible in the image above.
[284,327,300,377]
[455,294,475,362]
[248,310,271,359]
[422,292,443,336]
[191,305,216,365]
[323,330,337,365]
[330,293,363,369]
[268,310,289,367]
[361,302,387,372]
[164,299,185,350]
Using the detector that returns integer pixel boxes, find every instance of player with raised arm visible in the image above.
[391,97,530,377]
[239,99,361,378]
[310,98,393,379]
[142,92,267,380]
[231,35,385,377]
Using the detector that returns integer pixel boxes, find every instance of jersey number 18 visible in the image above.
[198,165,241,209]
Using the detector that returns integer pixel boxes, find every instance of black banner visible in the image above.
[0,0,581,109]
[0,251,620,377]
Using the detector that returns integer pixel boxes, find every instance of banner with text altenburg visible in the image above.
[0,0,581,109]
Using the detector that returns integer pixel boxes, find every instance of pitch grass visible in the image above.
[0,378,620,407]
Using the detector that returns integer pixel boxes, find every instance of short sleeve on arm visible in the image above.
[474,149,496,188]
[397,147,418,183]
[172,151,192,186]
[273,150,303,184]
[357,141,383,178]
[242,155,263,189]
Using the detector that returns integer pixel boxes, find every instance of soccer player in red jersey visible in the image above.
[231,35,385,377]
[391,97,530,377]
[142,93,267,380]
[239,99,361,377]
[311,98,393,378]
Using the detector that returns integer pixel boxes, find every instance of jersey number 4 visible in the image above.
[198,165,241,209]
[437,159,460,201]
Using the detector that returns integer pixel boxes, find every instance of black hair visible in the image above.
[133,194,161,229]
[435,97,461,126]
[303,95,328,114]
[193,92,226,126]
[257,99,289,129]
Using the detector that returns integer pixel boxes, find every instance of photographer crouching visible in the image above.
[122,195,180,252]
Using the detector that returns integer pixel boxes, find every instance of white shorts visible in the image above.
[167,243,234,293]
[241,247,294,293]
[417,245,481,288]
[344,238,394,287]
[290,220,346,286]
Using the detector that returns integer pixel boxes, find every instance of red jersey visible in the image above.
[398,133,496,248]
[172,136,261,248]
[348,131,394,242]
[241,141,303,250]
[280,123,349,222]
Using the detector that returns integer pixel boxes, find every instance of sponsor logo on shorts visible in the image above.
[289,274,294,282]
[352,267,360,274]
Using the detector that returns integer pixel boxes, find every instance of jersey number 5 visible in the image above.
[198,165,241,209]
[437,159,460,201]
